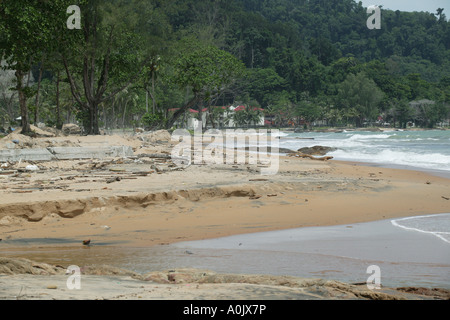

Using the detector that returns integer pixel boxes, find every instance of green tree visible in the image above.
[0,0,71,134]
[295,96,325,129]
[167,43,244,129]
[241,68,287,107]
[335,72,384,126]
[394,99,414,129]
[62,0,154,135]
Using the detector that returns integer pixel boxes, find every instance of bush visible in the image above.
[141,112,166,130]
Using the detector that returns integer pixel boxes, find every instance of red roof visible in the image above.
[168,108,201,113]
[234,106,263,112]
[168,107,227,113]
[189,108,207,113]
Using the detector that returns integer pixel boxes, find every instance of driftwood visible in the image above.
[137,153,172,159]
[288,152,333,161]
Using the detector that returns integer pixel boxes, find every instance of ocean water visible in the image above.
[171,215,450,289]
[278,129,450,173]
[170,129,450,288]
[5,215,448,288]
[391,213,450,244]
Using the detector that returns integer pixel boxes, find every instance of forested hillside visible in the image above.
[1,0,449,133]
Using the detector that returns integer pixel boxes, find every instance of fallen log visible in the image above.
[288,152,333,161]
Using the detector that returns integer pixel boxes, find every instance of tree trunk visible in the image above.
[34,58,45,124]
[152,70,156,114]
[198,98,204,131]
[111,97,116,129]
[56,70,63,130]
[15,70,31,135]
[90,103,100,135]
[122,100,128,129]
[145,89,149,113]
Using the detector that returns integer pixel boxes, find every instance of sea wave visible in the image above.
[346,133,392,140]
[329,148,450,171]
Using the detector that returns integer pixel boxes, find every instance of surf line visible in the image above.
[391,213,450,244]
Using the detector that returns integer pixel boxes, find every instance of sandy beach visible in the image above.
[1,129,449,300]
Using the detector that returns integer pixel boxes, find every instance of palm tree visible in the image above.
[232,108,247,128]
[117,88,140,129]
[244,107,263,127]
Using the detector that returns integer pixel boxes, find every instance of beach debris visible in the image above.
[426,181,431,184]
[267,194,277,197]
[62,123,82,136]
[102,225,111,230]
[82,239,91,246]
[442,196,449,200]
[25,164,39,171]
[106,177,121,183]
[297,145,337,156]
[288,153,333,161]
[249,178,268,181]
[46,285,58,289]
[249,195,261,200]
[184,250,193,255]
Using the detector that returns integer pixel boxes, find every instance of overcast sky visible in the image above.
[359,0,448,13]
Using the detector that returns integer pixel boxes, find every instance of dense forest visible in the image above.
[1,0,449,134]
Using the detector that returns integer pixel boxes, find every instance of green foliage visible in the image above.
[174,44,245,100]
[335,72,384,125]
[0,0,77,133]
[141,112,166,130]
[394,100,414,129]
[2,0,449,130]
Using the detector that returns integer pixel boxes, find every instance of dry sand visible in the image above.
[1,130,450,300]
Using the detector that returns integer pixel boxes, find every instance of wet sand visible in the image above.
[172,218,450,289]
[1,132,450,299]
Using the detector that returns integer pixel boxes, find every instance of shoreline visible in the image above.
[1,157,449,248]
[171,215,450,289]
[330,159,450,180]
[1,132,450,299]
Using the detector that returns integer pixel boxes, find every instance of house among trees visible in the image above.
[409,99,449,128]
[1,1,449,133]
[169,105,265,130]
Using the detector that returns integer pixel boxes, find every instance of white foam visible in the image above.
[330,149,450,171]
[347,133,392,140]
[391,214,450,244]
